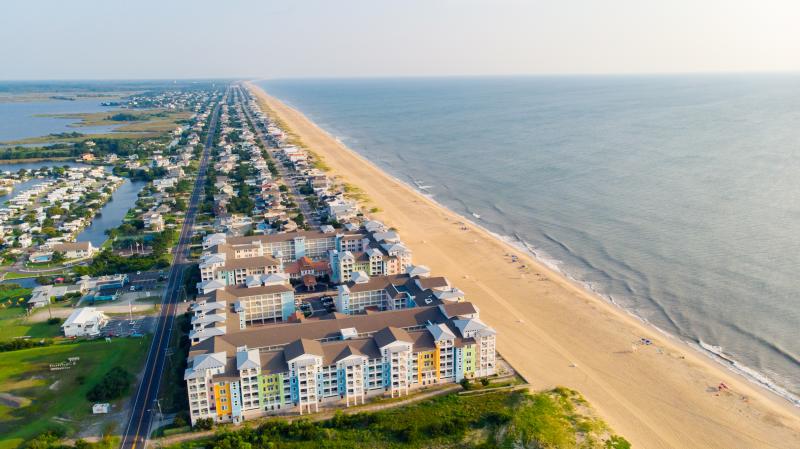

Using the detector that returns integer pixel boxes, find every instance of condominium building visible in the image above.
[184,301,496,425]
[329,228,413,283]
[203,230,354,263]
[335,270,465,315]
[198,242,283,293]
[190,273,296,343]
[200,227,412,293]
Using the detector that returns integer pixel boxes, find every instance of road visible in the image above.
[235,85,319,227]
[119,88,227,449]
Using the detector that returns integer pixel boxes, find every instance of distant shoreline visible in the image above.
[246,80,800,449]
[0,156,73,164]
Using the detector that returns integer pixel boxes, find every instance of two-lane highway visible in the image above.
[120,88,227,449]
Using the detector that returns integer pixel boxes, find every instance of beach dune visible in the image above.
[247,82,800,449]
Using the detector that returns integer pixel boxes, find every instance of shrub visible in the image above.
[194,417,214,430]
[606,435,632,449]
[86,367,132,402]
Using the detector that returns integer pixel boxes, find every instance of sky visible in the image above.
[1,0,799,80]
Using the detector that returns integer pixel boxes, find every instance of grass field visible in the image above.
[0,337,151,449]
[0,307,62,341]
[0,286,59,341]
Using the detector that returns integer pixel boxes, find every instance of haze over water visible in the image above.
[259,75,800,401]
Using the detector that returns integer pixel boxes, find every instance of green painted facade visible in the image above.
[258,373,284,408]
[462,344,477,376]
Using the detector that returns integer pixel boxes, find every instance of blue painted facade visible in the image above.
[290,375,299,403]
[230,381,243,419]
[454,347,465,381]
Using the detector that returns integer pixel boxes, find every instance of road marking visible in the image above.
[122,95,225,449]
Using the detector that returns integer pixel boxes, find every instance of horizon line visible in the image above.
[2,69,800,83]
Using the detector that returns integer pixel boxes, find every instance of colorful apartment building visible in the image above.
[201,222,412,289]
[198,242,283,293]
[184,301,496,425]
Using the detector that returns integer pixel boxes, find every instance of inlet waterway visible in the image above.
[0,161,145,247]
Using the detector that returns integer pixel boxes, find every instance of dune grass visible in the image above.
[165,387,629,449]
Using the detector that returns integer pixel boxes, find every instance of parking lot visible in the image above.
[99,316,158,338]
[127,270,165,292]
[297,294,336,316]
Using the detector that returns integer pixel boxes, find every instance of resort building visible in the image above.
[190,273,296,343]
[328,226,413,283]
[335,270,464,315]
[202,230,348,264]
[184,301,496,425]
[198,242,283,292]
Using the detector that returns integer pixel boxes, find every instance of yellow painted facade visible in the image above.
[416,349,440,383]
[214,382,232,417]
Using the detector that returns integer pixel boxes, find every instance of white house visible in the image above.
[51,241,95,259]
[62,307,108,337]
[153,178,177,192]
[143,211,165,231]
[28,285,69,308]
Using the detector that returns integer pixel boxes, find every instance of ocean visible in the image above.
[258,75,800,404]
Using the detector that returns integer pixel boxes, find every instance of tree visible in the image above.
[176,179,192,193]
[174,198,187,212]
[41,227,61,238]
[52,252,65,263]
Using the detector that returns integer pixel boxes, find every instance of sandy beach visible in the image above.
[246,81,800,449]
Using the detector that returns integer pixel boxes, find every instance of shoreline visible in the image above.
[258,88,800,408]
[246,81,800,448]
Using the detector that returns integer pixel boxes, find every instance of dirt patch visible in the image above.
[0,392,31,408]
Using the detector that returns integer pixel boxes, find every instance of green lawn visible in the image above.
[0,337,151,449]
[0,287,60,341]
[3,272,38,280]
[0,307,62,340]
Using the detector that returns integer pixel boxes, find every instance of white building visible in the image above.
[51,241,95,259]
[62,307,108,337]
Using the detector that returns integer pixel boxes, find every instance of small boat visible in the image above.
[472,212,481,219]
